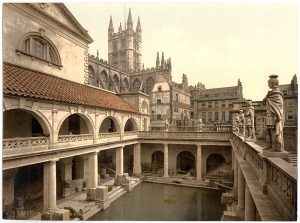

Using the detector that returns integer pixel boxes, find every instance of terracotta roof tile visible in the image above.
[3,63,137,113]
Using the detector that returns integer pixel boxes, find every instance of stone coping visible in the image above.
[267,157,297,180]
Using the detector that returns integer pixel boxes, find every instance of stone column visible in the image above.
[43,159,58,211]
[116,146,124,175]
[236,165,245,220]
[163,143,169,178]
[60,157,73,181]
[133,143,142,176]
[233,156,238,199]
[245,184,256,221]
[88,152,98,188]
[196,144,202,181]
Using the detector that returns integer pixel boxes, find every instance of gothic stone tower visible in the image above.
[108,9,142,73]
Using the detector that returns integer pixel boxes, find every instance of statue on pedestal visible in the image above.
[238,109,245,136]
[263,75,285,152]
[244,101,256,141]
[197,119,203,131]
[164,118,169,132]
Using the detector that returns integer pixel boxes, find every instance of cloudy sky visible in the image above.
[66,2,297,100]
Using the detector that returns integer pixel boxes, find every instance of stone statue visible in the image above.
[238,109,245,136]
[164,118,169,132]
[263,75,285,152]
[233,115,239,133]
[244,101,256,141]
[197,118,203,131]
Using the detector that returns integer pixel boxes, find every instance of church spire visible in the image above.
[156,52,160,68]
[108,16,114,35]
[136,16,142,32]
[118,23,122,33]
[127,9,133,30]
[161,52,165,68]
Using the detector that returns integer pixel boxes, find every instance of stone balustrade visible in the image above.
[58,134,93,144]
[232,134,297,220]
[124,131,138,136]
[3,137,50,156]
[98,132,120,139]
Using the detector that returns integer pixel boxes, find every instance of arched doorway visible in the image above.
[176,151,195,172]
[151,151,164,169]
[206,153,225,173]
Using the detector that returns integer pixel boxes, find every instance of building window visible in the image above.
[208,102,212,108]
[174,107,178,113]
[157,115,162,120]
[17,32,62,67]
[222,101,226,108]
[215,112,219,121]
[121,39,126,49]
[215,101,219,108]
[158,86,162,92]
[157,99,162,104]
[113,41,118,51]
[202,112,206,121]
[287,111,294,120]
[222,111,226,121]
[176,94,179,102]
[287,99,293,107]
[202,102,206,108]
[208,112,212,121]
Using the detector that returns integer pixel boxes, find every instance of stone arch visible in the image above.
[100,70,108,89]
[132,79,141,92]
[124,118,138,132]
[3,108,51,138]
[146,77,155,95]
[99,116,121,133]
[151,151,164,168]
[206,153,226,173]
[57,113,94,136]
[176,151,196,172]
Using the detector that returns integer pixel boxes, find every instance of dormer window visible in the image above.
[16,31,62,68]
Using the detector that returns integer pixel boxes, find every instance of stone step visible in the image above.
[108,187,126,204]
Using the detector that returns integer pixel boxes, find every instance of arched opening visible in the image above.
[99,116,120,133]
[58,114,90,135]
[151,151,164,170]
[206,153,226,173]
[3,109,49,138]
[124,118,138,132]
[176,151,195,173]
[132,79,141,92]
[14,163,44,214]
[88,65,96,87]
[146,77,155,95]
[123,78,129,92]
[100,70,108,89]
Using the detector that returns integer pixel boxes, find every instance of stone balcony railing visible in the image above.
[57,134,94,147]
[232,134,297,220]
[3,137,50,156]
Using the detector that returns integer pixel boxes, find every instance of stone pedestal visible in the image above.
[87,186,110,209]
[196,144,202,181]
[163,143,169,178]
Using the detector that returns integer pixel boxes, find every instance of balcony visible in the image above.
[57,134,93,147]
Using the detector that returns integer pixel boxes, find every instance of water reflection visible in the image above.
[88,182,224,221]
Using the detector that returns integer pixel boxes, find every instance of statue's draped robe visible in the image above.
[265,88,284,151]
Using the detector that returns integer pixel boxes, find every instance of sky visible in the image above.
[66,1,297,101]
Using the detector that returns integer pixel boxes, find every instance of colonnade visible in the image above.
[232,154,256,220]
[42,143,142,211]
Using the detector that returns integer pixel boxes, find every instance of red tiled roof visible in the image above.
[3,63,137,113]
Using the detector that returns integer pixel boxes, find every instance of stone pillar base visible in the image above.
[236,206,245,220]
[86,186,110,210]
[115,173,133,191]
[41,209,70,221]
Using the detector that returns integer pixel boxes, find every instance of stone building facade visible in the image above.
[190,79,244,124]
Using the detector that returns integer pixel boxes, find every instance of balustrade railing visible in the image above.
[233,134,297,220]
[124,131,138,136]
[3,137,50,150]
[57,134,93,143]
[98,132,120,139]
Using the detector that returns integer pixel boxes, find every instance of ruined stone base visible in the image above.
[115,173,133,191]
[222,211,240,221]
[41,208,70,221]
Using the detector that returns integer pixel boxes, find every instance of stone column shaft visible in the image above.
[196,144,202,181]
[133,143,142,176]
[245,185,256,221]
[43,160,57,211]
[89,152,98,188]
[236,165,245,219]
[116,147,124,175]
[164,143,168,177]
